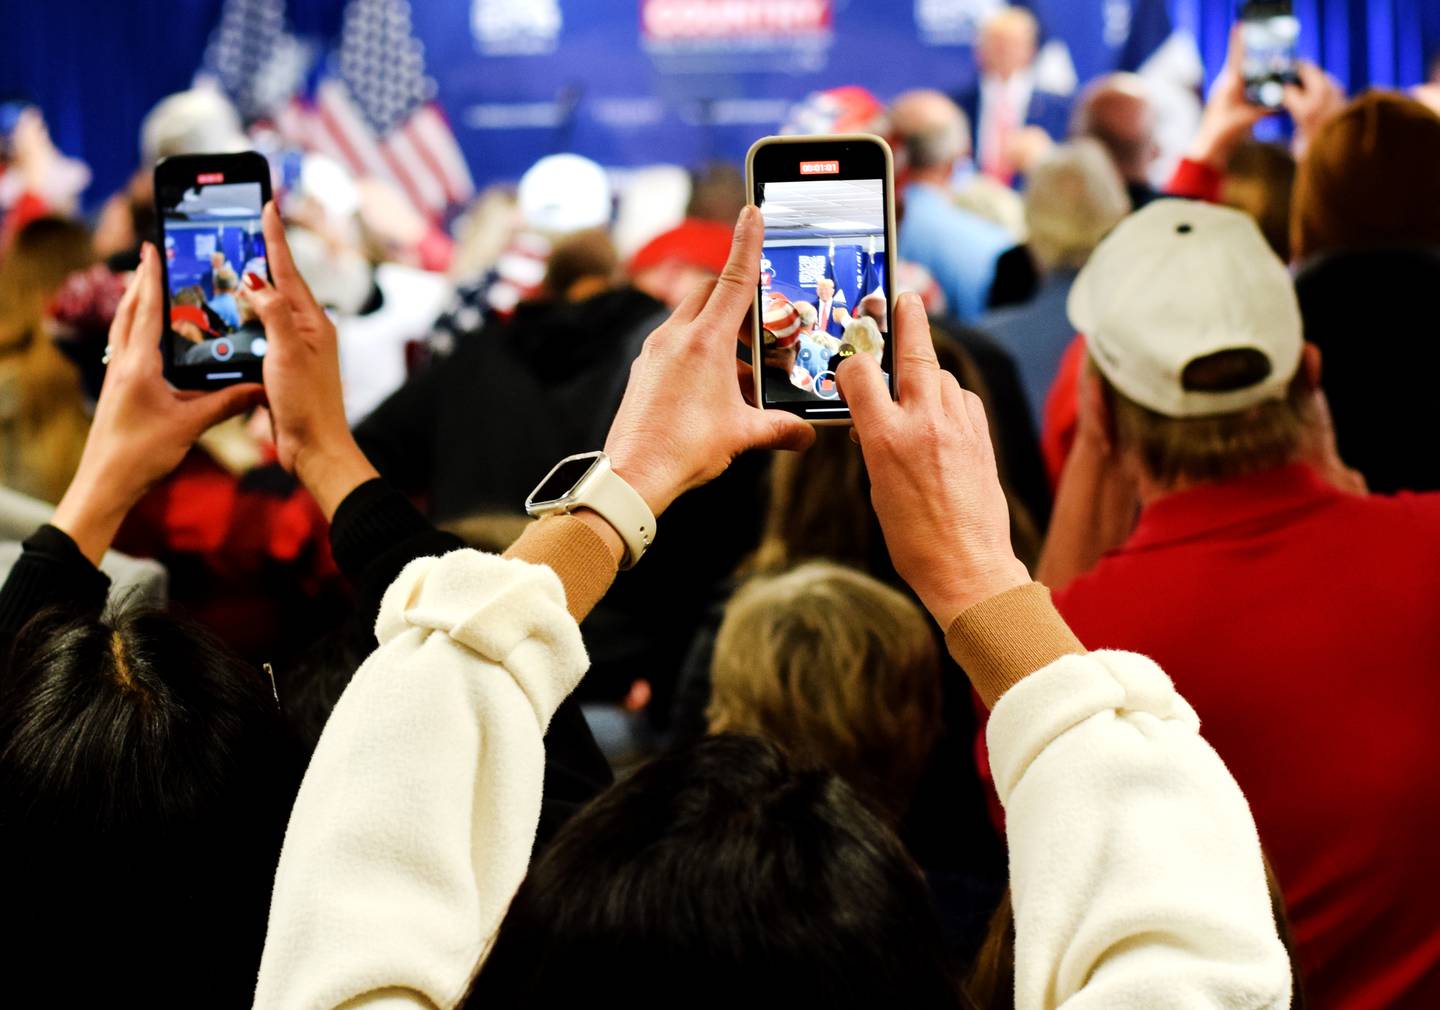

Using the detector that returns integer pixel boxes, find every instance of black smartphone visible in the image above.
[155,152,271,389]
[1240,1,1300,109]
[747,134,898,425]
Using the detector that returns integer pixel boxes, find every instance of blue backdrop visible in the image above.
[2,0,1436,211]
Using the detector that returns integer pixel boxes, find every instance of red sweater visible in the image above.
[1052,466,1440,1009]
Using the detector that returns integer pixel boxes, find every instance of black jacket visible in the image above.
[355,288,669,520]
[1295,248,1440,494]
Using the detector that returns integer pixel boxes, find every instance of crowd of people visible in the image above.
[1,7,1439,1008]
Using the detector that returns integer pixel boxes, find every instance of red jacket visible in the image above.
[1052,466,1440,1008]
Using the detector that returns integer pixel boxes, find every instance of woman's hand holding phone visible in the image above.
[245,202,378,520]
[51,244,263,564]
[603,205,815,517]
[838,292,1030,630]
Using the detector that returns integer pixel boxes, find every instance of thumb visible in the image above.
[185,383,265,434]
[747,408,817,454]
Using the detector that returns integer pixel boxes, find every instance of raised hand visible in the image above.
[245,202,377,519]
[1186,26,1270,170]
[837,292,1030,628]
[1284,61,1347,159]
[604,205,815,516]
[51,244,262,563]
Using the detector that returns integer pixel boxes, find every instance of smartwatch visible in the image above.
[525,451,656,569]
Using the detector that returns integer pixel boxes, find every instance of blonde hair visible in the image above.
[0,217,93,503]
[1024,139,1130,271]
[707,562,942,823]
[841,316,883,358]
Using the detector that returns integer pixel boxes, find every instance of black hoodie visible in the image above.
[356,286,670,519]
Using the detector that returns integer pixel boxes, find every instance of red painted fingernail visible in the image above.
[245,272,266,290]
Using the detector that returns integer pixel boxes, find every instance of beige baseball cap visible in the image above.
[1068,199,1303,418]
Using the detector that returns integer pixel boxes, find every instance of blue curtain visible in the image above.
[0,0,345,210]
[1171,0,1440,92]
[3,1,1438,212]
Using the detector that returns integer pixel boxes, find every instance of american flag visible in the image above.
[199,0,310,123]
[302,0,475,219]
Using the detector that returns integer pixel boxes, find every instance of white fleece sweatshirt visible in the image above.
[252,551,1289,1009]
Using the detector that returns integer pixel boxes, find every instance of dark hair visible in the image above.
[0,606,306,1002]
[467,734,969,1008]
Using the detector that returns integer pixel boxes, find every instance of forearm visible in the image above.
[297,440,380,524]
[503,512,622,622]
[49,464,140,567]
[989,648,1290,1008]
[1035,439,1136,592]
[944,588,1289,1007]
[255,551,590,1010]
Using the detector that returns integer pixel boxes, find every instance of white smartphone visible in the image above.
[746,134,899,425]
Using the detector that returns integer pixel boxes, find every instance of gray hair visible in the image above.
[905,109,969,169]
[1024,139,1131,271]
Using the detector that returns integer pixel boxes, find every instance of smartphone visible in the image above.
[747,134,898,425]
[1240,1,1300,109]
[155,152,272,389]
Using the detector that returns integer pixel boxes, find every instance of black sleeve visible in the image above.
[328,478,613,836]
[0,525,112,649]
[351,365,443,498]
[329,477,464,627]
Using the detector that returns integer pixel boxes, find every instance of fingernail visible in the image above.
[140,242,153,264]
[245,271,266,290]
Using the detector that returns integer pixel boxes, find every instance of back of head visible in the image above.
[686,161,746,223]
[891,89,971,175]
[542,228,619,301]
[1070,200,1310,487]
[0,215,93,338]
[140,87,248,165]
[468,734,963,1008]
[0,217,95,501]
[1291,91,1440,261]
[707,562,942,822]
[1023,139,1130,271]
[0,607,304,998]
[1221,141,1296,261]
[1070,73,1156,183]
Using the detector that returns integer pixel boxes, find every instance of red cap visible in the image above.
[171,304,217,337]
[628,218,734,278]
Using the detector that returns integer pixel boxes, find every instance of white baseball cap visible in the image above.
[1068,199,1303,418]
[518,154,612,235]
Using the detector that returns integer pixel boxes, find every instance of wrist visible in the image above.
[1184,127,1231,171]
[605,456,678,518]
[918,556,1033,632]
[294,437,379,521]
[571,508,627,567]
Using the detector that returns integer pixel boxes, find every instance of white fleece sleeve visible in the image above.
[987,650,1291,1010]
[252,550,588,1010]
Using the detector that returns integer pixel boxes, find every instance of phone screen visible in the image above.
[751,138,894,421]
[157,169,269,379]
[1242,11,1300,108]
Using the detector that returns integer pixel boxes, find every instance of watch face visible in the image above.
[533,455,596,504]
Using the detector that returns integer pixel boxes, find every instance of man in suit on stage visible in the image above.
[807,277,852,340]
[955,7,1072,186]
